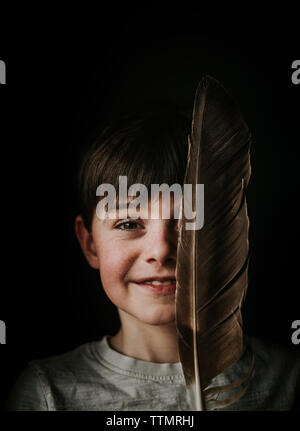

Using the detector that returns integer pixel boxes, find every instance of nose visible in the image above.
[142,221,177,266]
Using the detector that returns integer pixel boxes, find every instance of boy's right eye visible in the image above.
[115,220,143,231]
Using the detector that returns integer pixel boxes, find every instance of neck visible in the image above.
[109,310,180,363]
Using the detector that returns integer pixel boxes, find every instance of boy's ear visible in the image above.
[74,215,99,269]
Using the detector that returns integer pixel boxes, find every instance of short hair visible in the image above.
[77,103,190,232]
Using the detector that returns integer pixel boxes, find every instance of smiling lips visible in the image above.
[134,277,176,294]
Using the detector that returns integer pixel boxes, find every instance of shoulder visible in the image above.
[27,339,99,377]
[218,335,300,411]
[243,335,300,410]
[5,339,102,411]
[249,335,300,380]
[5,361,48,411]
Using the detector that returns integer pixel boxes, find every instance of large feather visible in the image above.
[175,76,253,411]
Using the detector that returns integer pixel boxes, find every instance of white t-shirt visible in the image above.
[5,335,300,411]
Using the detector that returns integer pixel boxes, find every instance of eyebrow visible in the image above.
[113,195,144,209]
[115,202,133,210]
[102,199,145,216]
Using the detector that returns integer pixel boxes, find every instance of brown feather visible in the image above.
[175,76,253,410]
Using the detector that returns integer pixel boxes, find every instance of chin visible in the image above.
[137,310,176,326]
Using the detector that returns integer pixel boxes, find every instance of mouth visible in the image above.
[133,277,176,295]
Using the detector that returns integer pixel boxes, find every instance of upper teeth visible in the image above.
[143,280,174,286]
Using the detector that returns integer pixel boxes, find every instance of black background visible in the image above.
[0,7,299,410]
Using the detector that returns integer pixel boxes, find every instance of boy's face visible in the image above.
[83,196,179,326]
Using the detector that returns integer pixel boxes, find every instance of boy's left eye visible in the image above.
[115,221,143,231]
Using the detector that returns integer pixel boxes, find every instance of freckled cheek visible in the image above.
[97,243,137,292]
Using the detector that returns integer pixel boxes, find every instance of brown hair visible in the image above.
[77,103,190,232]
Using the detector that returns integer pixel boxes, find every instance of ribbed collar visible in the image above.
[92,335,185,381]
[91,334,253,386]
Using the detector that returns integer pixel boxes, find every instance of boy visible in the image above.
[5,104,300,411]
